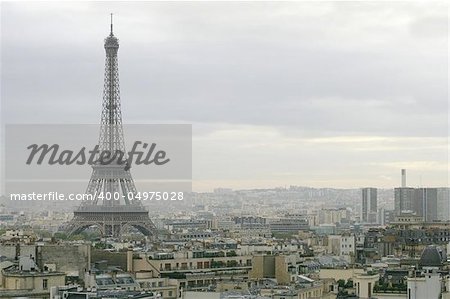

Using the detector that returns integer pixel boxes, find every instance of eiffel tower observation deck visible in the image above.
[66,16,156,238]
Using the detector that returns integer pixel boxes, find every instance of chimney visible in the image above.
[401,169,406,187]
[127,247,133,272]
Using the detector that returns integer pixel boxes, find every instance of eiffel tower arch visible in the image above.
[66,16,156,238]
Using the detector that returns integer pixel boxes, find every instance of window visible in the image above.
[43,279,48,290]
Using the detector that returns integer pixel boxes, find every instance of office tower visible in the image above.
[395,187,438,221]
[415,188,438,222]
[361,188,377,223]
[437,188,450,221]
[394,187,415,216]
[395,169,413,216]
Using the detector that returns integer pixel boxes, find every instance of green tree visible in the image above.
[53,232,68,240]
[345,279,353,288]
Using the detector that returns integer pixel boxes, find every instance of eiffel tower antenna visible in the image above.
[110,13,113,35]
[66,16,156,239]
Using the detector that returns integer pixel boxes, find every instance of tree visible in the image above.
[53,232,68,240]
[345,279,353,288]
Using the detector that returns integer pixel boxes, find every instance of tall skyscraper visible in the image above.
[395,169,415,216]
[361,187,377,223]
[415,188,438,222]
[437,187,450,221]
[394,187,438,222]
[394,187,416,216]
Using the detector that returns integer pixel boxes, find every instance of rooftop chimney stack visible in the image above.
[401,169,406,187]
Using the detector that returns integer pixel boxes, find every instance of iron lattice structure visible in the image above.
[67,21,156,238]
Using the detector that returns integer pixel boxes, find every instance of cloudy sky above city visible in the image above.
[1,1,448,191]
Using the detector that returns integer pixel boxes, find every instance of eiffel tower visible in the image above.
[67,16,156,238]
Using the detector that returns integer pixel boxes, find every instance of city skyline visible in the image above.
[0,2,448,192]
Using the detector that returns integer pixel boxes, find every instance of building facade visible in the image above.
[362,188,377,223]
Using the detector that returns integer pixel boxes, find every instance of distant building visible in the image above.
[134,276,178,299]
[327,234,355,263]
[212,217,236,230]
[84,272,140,291]
[51,286,158,299]
[340,235,356,259]
[394,169,441,221]
[249,254,301,285]
[394,187,416,216]
[233,216,266,228]
[268,216,309,233]
[317,208,350,225]
[163,219,212,232]
[361,188,377,223]
[437,188,450,221]
[313,224,337,235]
[394,187,438,221]
[130,249,252,291]
[377,208,394,226]
[417,188,438,222]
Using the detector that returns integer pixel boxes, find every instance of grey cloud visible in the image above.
[1,2,447,190]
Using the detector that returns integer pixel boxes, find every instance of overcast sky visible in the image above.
[1,1,448,191]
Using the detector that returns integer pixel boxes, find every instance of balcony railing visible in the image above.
[159,264,252,273]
